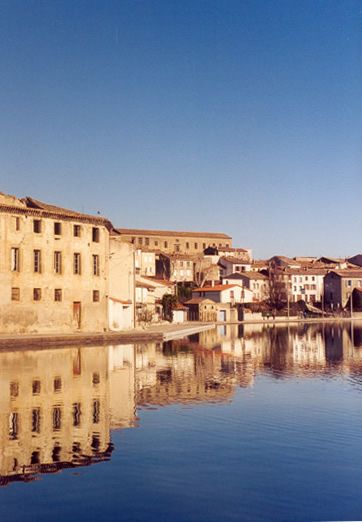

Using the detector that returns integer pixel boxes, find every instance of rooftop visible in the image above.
[193,284,242,292]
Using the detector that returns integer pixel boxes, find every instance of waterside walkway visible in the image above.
[0,322,215,349]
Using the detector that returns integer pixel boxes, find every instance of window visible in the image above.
[33,288,41,301]
[194,243,198,249]
[54,251,62,274]
[164,241,168,248]
[73,403,81,427]
[11,247,20,271]
[32,380,41,395]
[14,216,20,231]
[73,224,81,237]
[138,237,143,245]
[93,290,100,302]
[175,244,180,252]
[54,289,62,302]
[52,407,62,431]
[32,408,41,433]
[186,242,189,249]
[9,412,19,440]
[93,399,100,424]
[92,227,100,242]
[180,261,184,267]
[11,287,20,301]
[54,222,62,235]
[73,253,81,274]
[92,372,100,385]
[203,243,206,249]
[33,219,42,233]
[93,254,99,276]
[145,237,150,246]
[33,250,41,273]
[154,240,158,246]
[54,377,62,392]
[10,382,19,398]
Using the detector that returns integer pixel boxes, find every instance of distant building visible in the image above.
[192,284,252,304]
[218,257,252,277]
[222,272,269,302]
[324,270,362,309]
[118,228,232,255]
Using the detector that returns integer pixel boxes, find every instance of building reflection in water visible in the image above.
[1,322,362,485]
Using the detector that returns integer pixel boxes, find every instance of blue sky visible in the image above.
[0,0,361,258]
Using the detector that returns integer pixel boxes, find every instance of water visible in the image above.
[1,322,362,521]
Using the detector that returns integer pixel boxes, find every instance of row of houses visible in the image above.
[1,191,361,333]
[0,191,239,333]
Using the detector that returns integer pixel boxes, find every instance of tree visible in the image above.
[267,265,288,311]
[161,294,178,322]
[193,257,218,288]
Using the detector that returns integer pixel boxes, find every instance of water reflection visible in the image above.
[0,322,361,485]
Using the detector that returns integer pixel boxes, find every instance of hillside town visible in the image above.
[1,190,362,334]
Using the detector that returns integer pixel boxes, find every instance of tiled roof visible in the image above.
[0,194,115,229]
[224,271,267,280]
[184,298,216,305]
[219,256,251,264]
[193,284,242,292]
[328,270,362,278]
[118,228,232,239]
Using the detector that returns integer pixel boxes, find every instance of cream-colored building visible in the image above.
[108,237,135,330]
[0,193,114,333]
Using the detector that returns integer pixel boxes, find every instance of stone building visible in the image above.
[324,270,362,309]
[118,228,232,255]
[0,193,114,333]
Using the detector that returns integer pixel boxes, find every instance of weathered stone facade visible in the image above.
[0,193,112,333]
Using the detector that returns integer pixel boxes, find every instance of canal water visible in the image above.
[1,322,362,521]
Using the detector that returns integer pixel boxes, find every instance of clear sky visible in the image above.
[0,0,361,258]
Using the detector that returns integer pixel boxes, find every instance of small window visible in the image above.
[33,219,42,233]
[9,412,19,440]
[33,250,41,273]
[92,372,100,385]
[33,288,41,301]
[164,241,168,248]
[73,403,81,427]
[194,243,198,249]
[93,290,100,302]
[11,287,20,301]
[93,254,100,276]
[54,289,62,302]
[93,399,100,424]
[186,242,189,249]
[54,251,62,274]
[54,377,62,392]
[32,380,41,394]
[203,243,206,249]
[11,247,20,271]
[54,222,62,235]
[138,237,143,245]
[92,227,100,242]
[154,240,158,246]
[73,253,81,275]
[10,382,19,398]
[14,216,20,231]
[52,407,62,431]
[145,237,150,246]
[31,408,41,433]
[73,224,81,237]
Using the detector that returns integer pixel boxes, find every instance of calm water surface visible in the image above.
[1,322,362,521]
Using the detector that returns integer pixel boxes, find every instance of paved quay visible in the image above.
[0,322,215,350]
